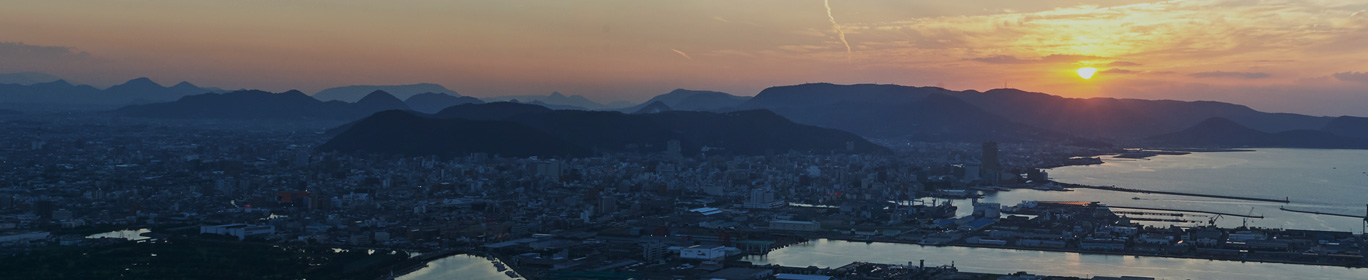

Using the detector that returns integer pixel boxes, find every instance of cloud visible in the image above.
[970,54,1104,64]
[671,49,693,61]
[0,42,96,65]
[1108,61,1142,67]
[1332,72,1368,83]
[1189,71,1270,79]
[1103,68,1137,74]
[824,0,852,56]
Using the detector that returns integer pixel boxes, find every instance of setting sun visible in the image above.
[1077,67,1097,79]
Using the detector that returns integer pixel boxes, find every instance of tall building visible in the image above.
[981,142,999,170]
[981,142,1000,185]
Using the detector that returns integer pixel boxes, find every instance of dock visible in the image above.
[1105,205,1263,218]
[1054,182,1290,203]
[1278,206,1366,219]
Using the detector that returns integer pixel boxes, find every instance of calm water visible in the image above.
[1047,148,1368,232]
[750,149,1368,279]
[396,254,520,280]
[85,228,151,241]
[744,239,1368,280]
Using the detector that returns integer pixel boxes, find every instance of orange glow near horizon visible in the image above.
[1,0,1367,115]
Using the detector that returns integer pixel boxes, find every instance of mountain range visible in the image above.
[725,83,1368,147]
[1147,117,1368,148]
[403,92,483,114]
[116,90,415,120]
[0,72,64,85]
[0,77,224,107]
[319,102,890,158]
[481,91,620,110]
[13,73,1368,149]
[617,89,750,112]
[312,83,461,102]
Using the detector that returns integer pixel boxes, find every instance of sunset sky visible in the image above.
[4,0,1368,115]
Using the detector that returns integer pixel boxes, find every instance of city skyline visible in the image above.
[5,0,1368,115]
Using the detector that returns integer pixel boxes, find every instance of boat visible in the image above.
[505,270,519,278]
[1132,197,1141,200]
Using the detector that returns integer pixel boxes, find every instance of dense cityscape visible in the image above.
[1,112,1364,280]
[7,1,1368,279]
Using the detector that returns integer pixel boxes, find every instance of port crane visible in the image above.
[1208,214,1223,226]
[1243,207,1255,228]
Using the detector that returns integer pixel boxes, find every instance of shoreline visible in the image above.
[752,236,1367,269]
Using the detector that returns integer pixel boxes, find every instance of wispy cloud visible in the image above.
[1108,61,1142,67]
[969,54,1104,64]
[671,49,693,61]
[0,42,96,65]
[1103,68,1137,74]
[1332,72,1368,83]
[1189,71,1270,79]
[823,0,851,57]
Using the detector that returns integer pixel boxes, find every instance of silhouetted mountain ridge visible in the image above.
[621,89,749,112]
[115,89,413,120]
[0,77,222,106]
[313,83,460,102]
[322,102,889,158]
[1147,117,1368,148]
[404,92,483,114]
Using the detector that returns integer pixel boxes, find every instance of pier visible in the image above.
[1105,205,1263,218]
[1278,206,1366,219]
[1054,182,1290,203]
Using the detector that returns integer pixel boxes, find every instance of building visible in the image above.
[769,220,821,231]
[981,141,1000,185]
[535,160,563,181]
[973,202,1001,218]
[200,224,276,240]
[680,245,726,260]
[643,242,668,262]
[744,188,781,209]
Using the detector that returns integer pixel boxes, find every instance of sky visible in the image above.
[3,0,1368,116]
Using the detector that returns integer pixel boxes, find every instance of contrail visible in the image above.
[671,49,693,61]
[824,0,851,57]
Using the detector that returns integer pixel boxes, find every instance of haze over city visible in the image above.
[4,0,1368,115]
[4,1,1368,280]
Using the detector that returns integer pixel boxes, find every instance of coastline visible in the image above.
[751,236,1368,269]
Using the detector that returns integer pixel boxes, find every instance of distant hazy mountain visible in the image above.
[354,90,411,112]
[321,102,889,158]
[631,101,673,114]
[730,83,1359,146]
[953,88,1332,139]
[620,89,749,112]
[404,92,483,114]
[313,83,459,102]
[1147,117,1368,148]
[1320,116,1368,139]
[0,77,219,107]
[0,72,63,85]
[736,83,1046,142]
[115,89,411,120]
[482,92,609,109]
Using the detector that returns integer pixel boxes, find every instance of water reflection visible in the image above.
[396,254,521,280]
[85,228,150,241]
[745,239,1368,280]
